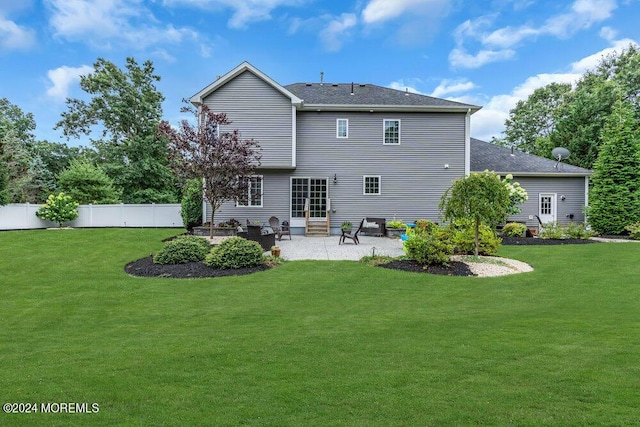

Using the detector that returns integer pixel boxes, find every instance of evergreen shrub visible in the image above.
[154,236,209,264]
[204,237,264,269]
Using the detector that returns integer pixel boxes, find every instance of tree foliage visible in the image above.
[502,82,572,157]
[588,98,640,234]
[55,57,177,203]
[502,44,640,169]
[158,104,262,237]
[439,171,511,256]
[57,159,121,204]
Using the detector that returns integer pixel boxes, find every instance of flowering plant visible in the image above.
[36,192,79,227]
[502,174,528,215]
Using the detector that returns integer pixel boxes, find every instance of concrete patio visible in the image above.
[271,234,405,261]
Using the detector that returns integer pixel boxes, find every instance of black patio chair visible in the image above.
[339,218,365,245]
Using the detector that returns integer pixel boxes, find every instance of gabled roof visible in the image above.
[471,138,592,176]
[189,61,303,106]
[285,82,480,113]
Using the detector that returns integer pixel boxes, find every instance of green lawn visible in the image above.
[1,228,639,426]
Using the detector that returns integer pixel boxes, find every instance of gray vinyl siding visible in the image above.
[202,70,293,168]
[205,172,291,226]
[506,176,588,227]
[294,111,467,228]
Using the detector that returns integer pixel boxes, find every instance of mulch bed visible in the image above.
[381,260,476,276]
[125,256,269,278]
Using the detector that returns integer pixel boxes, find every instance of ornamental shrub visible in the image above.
[180,179,203,231]
[624,222,640,240]
[35,192,79,227]
[502,222,527,237]
[403,228,454,266]
[204,237,264,269]
[387,220,405,229]
[564,222,595,240]
[154,236,210,265]
[539,222,565,240]
[451,220,501,256]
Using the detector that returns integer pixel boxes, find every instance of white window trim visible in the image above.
[336,118,349,139]
[383,119,401,145]
[363,175,381,195]
[236,175,263,208]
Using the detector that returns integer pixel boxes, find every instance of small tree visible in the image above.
[158,104,261,237]
[36,192,79,227]
[439,171,511,256]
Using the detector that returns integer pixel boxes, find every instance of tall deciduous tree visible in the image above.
[588,98,640,235]
[502,82,572,157]
[158,104,261,237]
[55,57,177,203]
[439,171,511,256]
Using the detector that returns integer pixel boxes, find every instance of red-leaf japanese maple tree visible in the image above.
[158,104,261,236]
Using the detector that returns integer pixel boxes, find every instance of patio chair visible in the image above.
[269,216,291,241]
[339,218,365,245]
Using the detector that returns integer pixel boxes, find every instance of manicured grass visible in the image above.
[1,228,639,425]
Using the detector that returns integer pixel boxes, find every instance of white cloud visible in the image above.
[165,0,308,29]
[319,13,356,52]
[450,0,618,69]
[430,79,477,98]
[388,80,423,94]
[361,0,451,45]
[599,26,617,41]
[46,0,200,50]
[0,16,36,51]
[46,65,93,100]
[362,0,435,24]
[570,37,638,72]
[449,47,515,69]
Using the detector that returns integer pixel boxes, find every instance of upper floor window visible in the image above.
[383,119,400,145]
[363,175,381,195]
[337,119,348,138]
[237,176,263,207]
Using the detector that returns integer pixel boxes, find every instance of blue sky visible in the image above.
[1,0,638,147]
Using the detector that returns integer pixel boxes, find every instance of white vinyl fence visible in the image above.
[0,203,183,230]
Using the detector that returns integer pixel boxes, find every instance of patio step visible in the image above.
[306,221,329,237]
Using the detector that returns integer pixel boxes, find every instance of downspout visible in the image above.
[464,108,471,176]
[291,105,297,168]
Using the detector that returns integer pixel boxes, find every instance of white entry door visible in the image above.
[539,193,557,223]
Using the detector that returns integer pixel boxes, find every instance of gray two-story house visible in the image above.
[190,62,480,235]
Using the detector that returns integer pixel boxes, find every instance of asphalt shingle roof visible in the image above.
[471,138,592,175]
[285,83,479,109]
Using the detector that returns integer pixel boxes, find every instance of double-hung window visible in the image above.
[337,118,348,139]
[237,176,263,207]
[363,175,381,195]
[383,119,400,144]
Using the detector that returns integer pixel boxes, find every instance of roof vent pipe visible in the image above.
[320,71,324,86]
[350,82,354,95]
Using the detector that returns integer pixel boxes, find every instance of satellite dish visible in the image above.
[552,147,571,168]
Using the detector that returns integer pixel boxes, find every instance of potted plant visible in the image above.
[341,221,353,232]
[270,245,281,257]
[386,219,406,238]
